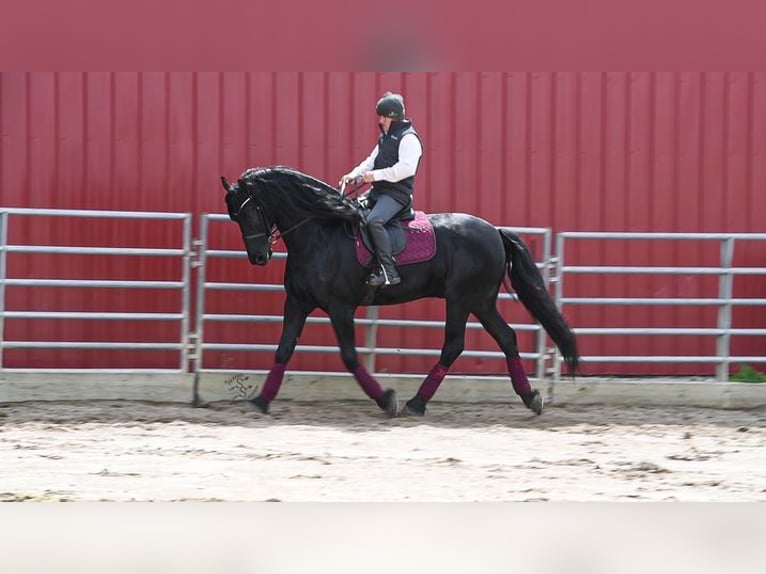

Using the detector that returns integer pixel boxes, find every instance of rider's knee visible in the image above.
[366,215,386,229]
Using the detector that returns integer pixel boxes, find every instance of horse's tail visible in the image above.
[498,228,580,374]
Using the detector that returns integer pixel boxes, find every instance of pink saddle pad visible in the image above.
[355,211,437,267]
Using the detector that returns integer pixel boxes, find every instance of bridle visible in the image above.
[239,198,276,244]
[233,194,313,246]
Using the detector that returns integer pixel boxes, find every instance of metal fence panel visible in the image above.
[555,232,766,380]
[0,208,193,373]
[3,207,765,383]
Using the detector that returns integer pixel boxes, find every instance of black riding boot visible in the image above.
[367,225,401,287]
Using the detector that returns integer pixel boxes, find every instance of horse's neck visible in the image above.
[275,215,330,253]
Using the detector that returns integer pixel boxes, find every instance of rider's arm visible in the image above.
[369,134,422,183]
[346,146,379,179]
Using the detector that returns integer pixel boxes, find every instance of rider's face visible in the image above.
[378,115,393,133]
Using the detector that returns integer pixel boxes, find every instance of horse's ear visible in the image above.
[221,176,234,194]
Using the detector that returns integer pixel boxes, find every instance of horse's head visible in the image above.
[221,176,274,266]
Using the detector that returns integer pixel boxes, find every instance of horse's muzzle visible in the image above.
[249,248,273,266]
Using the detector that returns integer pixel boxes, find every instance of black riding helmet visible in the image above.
[375,92,405,120]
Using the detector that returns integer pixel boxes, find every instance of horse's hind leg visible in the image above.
[328,304,398,417]
[403,300,470,416]
[473,305,544,415]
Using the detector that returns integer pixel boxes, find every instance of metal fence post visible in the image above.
[536,228,552,380]
[192,215,210,404]
[552,232,566,382]
[364,306,379,373]
[716,237,735,381]
[0,212,7,371]
[180,214,193,373]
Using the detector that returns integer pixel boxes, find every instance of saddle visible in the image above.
[353,203,437,267]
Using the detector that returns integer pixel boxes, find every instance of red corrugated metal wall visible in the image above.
[2,72,765,374]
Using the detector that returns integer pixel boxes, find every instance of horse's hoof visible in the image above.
[400,395,426,417]
[376,389,398,417]
[400,404,425,417]
[521,390,544,416]
[245,395,270,414]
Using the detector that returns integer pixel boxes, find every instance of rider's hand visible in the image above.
[339,174,367,187]
[339,174,354,186]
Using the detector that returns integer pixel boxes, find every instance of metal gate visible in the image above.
[0,208,193,373]
[555,232,766,381]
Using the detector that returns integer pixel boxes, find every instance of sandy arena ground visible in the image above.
[0,399,764,501]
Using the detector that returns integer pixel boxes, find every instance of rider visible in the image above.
[340,92,423,287]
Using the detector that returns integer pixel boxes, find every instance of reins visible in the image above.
[268,180,363,243]
[339,178,367,200]
[270,216,314,244]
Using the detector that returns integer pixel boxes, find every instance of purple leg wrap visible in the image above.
[260,363,286,402]
[418,363,449,401]
[507,356,532,395]
[352,365,384,400]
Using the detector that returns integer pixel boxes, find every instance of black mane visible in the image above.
[238,166,359,222]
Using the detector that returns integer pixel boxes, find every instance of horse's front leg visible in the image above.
[327,304,398,417]
[248,295,314,414]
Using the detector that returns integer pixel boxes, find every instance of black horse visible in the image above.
[222,166,578,417]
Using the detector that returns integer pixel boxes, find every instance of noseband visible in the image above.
[241,200,276,244]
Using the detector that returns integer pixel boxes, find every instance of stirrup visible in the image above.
[367,266,400,287]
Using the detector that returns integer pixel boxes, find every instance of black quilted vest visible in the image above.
[370,120,422,206]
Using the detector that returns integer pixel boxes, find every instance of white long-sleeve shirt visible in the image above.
[347,133,423,183]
